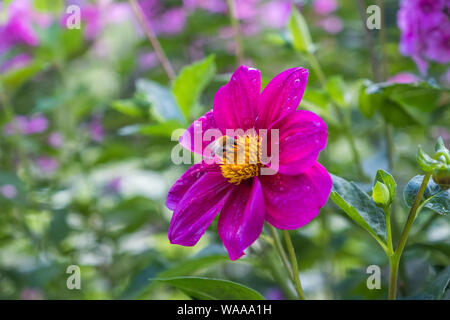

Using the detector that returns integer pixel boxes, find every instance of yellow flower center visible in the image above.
[219,133,262,185]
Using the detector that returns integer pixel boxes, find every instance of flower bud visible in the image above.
[434,137,450,162]
[372,181,391,208]
[432,166,450,190]
[416,147,438,172]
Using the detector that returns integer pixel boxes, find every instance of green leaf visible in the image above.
[172,55,216,122]
[135,79,184,122]
[1,60,46,91]
[330,174,387,248]
[374,169,397,203]
[138,121,184,137]
[158,255,229,278]
[358,81,444,127]
[154,276,264,300]
[326,76,347,107]
[417,147,440,172]
[112,99,145,118]
[288,6,313,53]
[404,175,449,215]
[412,267,450,300]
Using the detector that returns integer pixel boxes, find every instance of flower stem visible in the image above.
[388,172,432,299]
[226,0,245,65]
[268,224,293,282]
[128,0,175,82]
[385,205,394,255]
[388,254,400,300]
[282,230,306,300]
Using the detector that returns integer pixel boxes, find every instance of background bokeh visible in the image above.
[0,0,449,300]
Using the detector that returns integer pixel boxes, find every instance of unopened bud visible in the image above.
[432,166,450,190]
[372,181,391,208]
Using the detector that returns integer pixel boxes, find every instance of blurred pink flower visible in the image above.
[259,1,292,29]
[3,116,29,136]
[90,115,104,142]
[0,184,18,199]
[139,0,187,35]
[183,0,227,14]
[0,0,40,52]
[0,53,32,73]
[61,1,101,40]
[20,288,44,300]
[3,114,48,136]
[387,72,420,84]
[48,132,64,148]
[265,288,285,300]
[432,127,450,146]
[313,0,338,16]
[36,157,59,175]
[138,51,158,70]
[319,15,343,34]
[106,177,122,193]
[25,115,49,134]
[398,0,450,74]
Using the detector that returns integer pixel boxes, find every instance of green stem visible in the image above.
[226,0,245,65]
[128,0,175,82]
[268,224,293,282]
[282,230,306,300]
[388,172,432,300]
[388,255,400,300]
[385,206,394,255]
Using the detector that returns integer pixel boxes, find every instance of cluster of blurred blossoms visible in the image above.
[0,0,50,73]
[0,0,343,72]
[398,0,450,74]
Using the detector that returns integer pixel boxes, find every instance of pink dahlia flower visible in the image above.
[167,66,332,260]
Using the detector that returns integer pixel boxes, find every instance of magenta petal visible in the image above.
[213,65,261,131]
[168,171,232,246]
[269,110,327,175]
[260,163,332,229]
[257,68,308,129]
[218,178,265,260]
[166,162,220,210]
[179,110,221,156]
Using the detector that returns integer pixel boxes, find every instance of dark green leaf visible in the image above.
[404,175,449,215]
[358,81,443,127]
[330,174,387,247]
[158,255,229,278]
[412,267,450,300]
[154,276,264,300]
